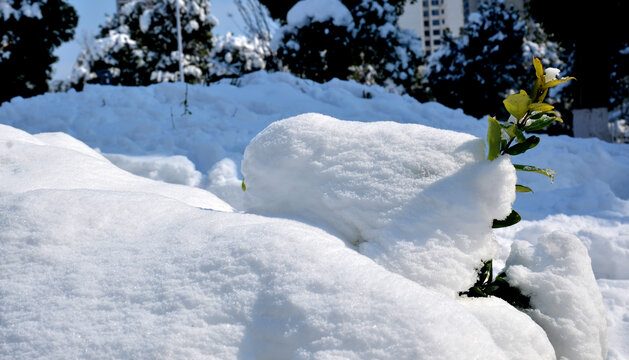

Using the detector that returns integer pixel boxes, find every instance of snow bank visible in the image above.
[505,232,608,360]
[0,124,231,212]
[242,113,516,295]
[1,124,514,359]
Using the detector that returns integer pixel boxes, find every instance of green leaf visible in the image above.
[513,164,557,183]
[505,136,540,156]
[529,102,554,112]
[241,178,247,191]
[516,184,533,193]
[503,90,531,120]
[523,116,557,132]
[486,116,502,161]
[492,209,521,228]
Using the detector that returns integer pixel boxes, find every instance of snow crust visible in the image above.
[242,113,515,295]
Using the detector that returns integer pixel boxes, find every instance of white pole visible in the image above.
[175,0,184,82]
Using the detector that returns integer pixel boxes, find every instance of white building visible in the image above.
[398,0,525,56]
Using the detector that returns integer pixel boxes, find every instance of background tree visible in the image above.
[0,0,77,103]
[426,0,527,118]
[272,0,423,95]
[72,0,216,87]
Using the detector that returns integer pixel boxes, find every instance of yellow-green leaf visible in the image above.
[533,57,544,80]
[487,116,502,161]
[241,178,247,191]
[516,184,533,193]
[503,90,531,120]
[529,102,554,112]
[545,76,576,88]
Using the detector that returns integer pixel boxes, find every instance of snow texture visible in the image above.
[242,113,516,296]
[505,232,608,360]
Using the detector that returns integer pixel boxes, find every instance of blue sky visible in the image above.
[52,0,245,80]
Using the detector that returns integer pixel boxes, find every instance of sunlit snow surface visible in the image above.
[1,71,628,359]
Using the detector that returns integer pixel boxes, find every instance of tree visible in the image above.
[272,0,423,95]
[0,0,77,103]
[72,0,216,87]
[426,0,528,118]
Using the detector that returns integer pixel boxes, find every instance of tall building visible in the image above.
[398,0,525,56]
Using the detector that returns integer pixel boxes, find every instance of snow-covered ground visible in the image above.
[1,71,627,359]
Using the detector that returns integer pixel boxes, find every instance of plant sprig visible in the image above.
[487,57,575,228]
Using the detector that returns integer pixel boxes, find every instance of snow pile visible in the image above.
[105,153,203,187]
[505,232,608,360]
[1,123,520,359]
[242,113,516,295]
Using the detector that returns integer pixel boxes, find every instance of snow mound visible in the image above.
[242,113,516,295]
[505,232,608,360]
[0,124,515,359]
[0,124,231,212]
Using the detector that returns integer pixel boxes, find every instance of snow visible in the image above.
[505,233,608,360]
[1,70,628,358]
[286,0,353,28]
[242,113,514,296]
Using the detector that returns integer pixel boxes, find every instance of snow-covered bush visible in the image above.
[207,32,271,83]
[0,0,77,103]
[72,0,216,87]
[274,0,424,95]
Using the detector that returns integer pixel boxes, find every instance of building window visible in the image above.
[426,50,431,56]
[432,19,440,26]
[423,10,429,17]
[424,20,429,27]
[434,39,441,46]
[441,9,445,14]
[431,0,439,5]
[442,19,446,24]
[433,29,440,35]
[431,9,439,16]
[423,0,428,6]
[424,30,430,37]
[425,40,431,46]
